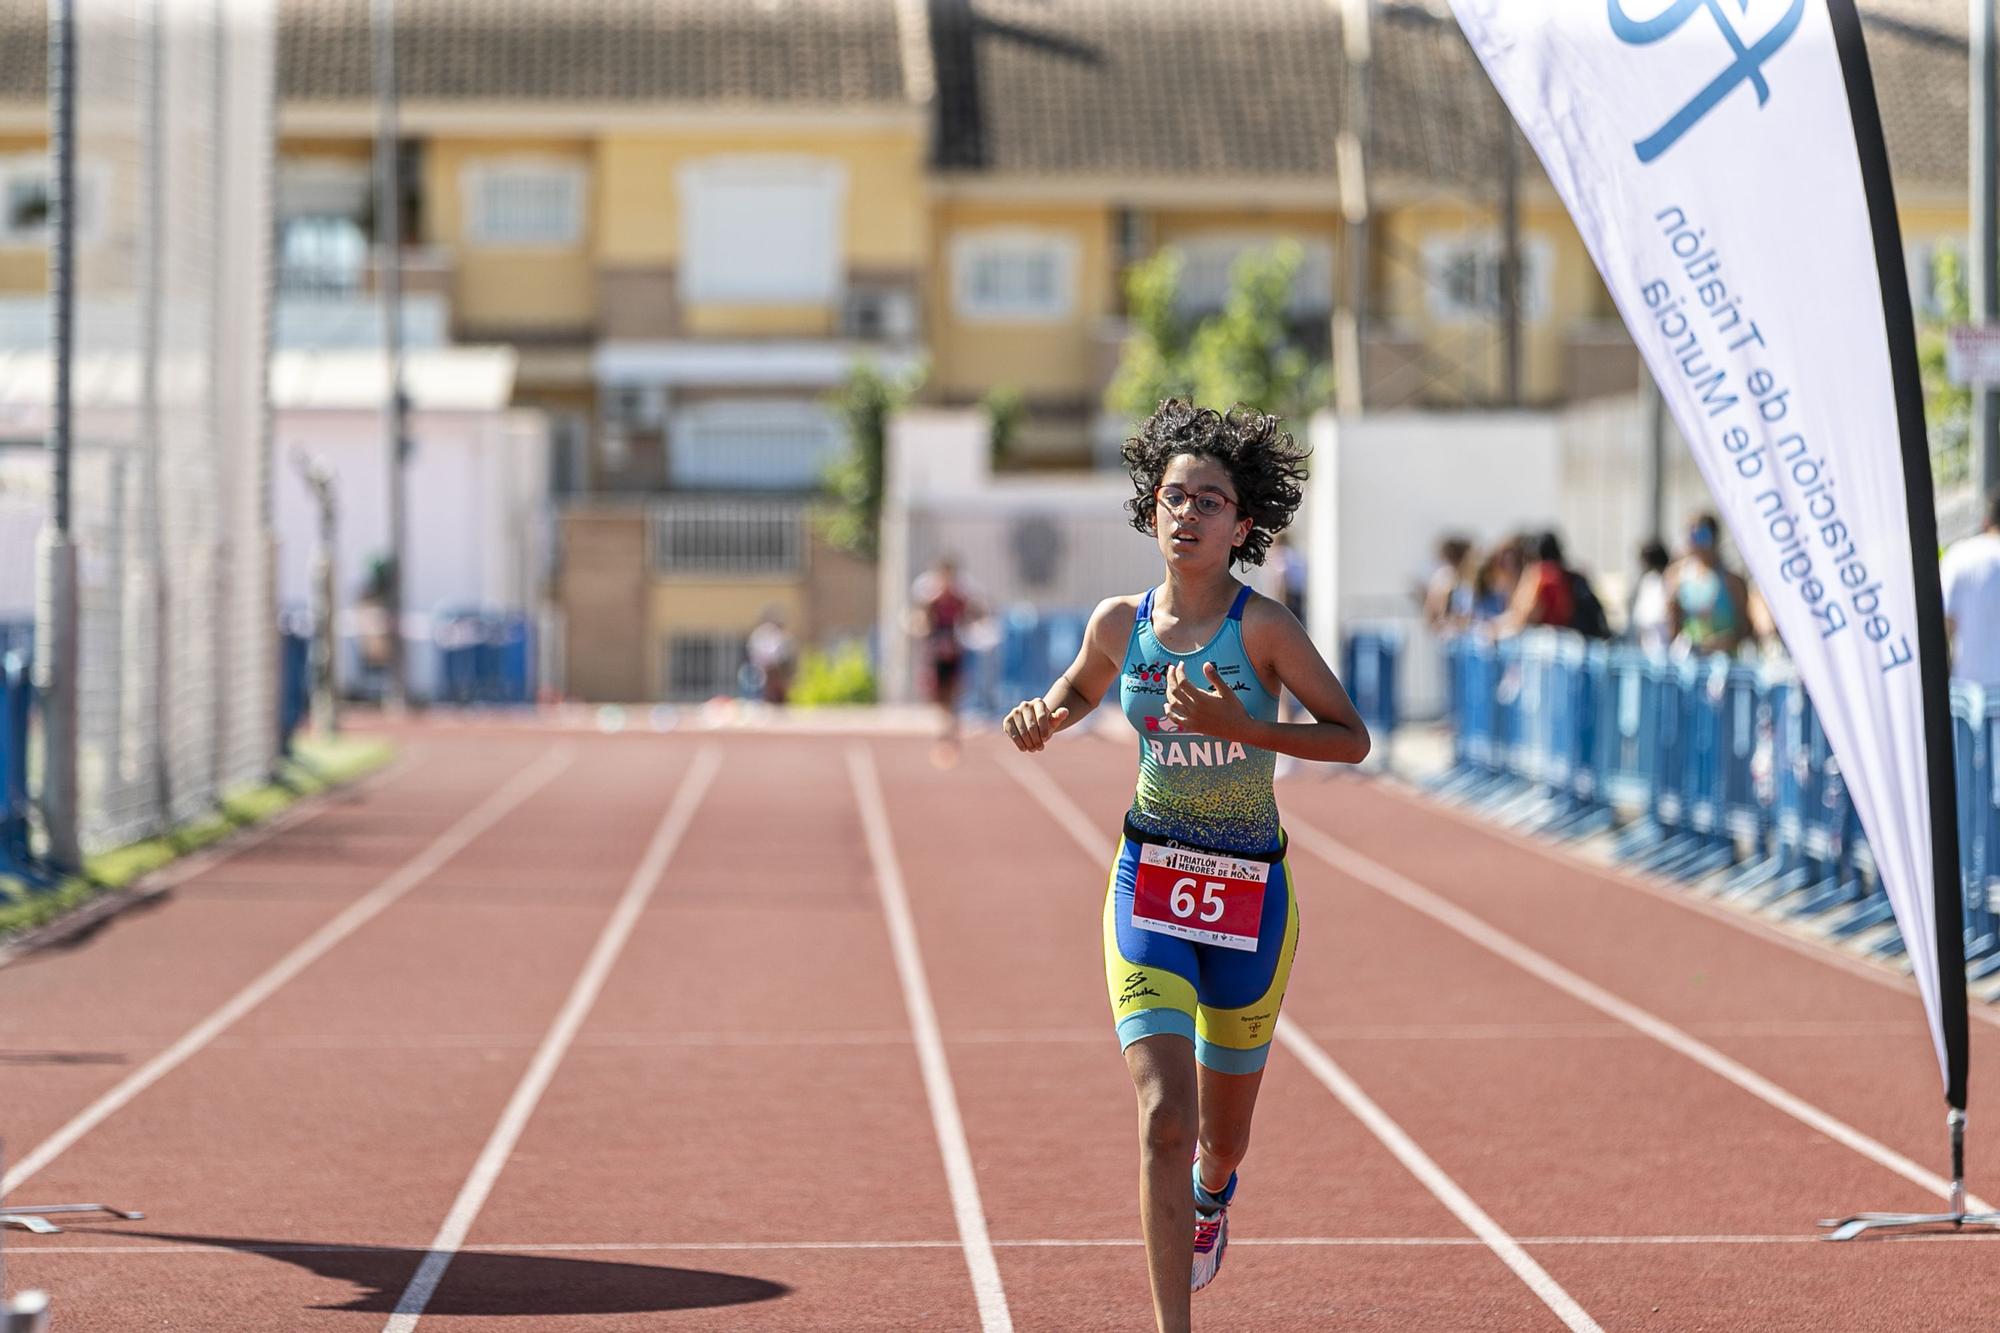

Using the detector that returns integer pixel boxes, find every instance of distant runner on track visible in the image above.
[1003,400,1371,1333]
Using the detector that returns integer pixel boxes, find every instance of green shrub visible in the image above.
[790,643,877,706]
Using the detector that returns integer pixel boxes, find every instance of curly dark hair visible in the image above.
[1120,400,1308,567]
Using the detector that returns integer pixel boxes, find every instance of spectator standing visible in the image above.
[1470,540,1523,624]
[1628,539,1672,655]
[745,608,797,704]
[1666,514,1750,657]
[1422,535,1474,633]
[1943,488,2000,685]
[1498,531,1574,634]
[910,555,983,763]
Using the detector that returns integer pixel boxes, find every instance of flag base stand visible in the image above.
[0,1204,144,1235]
[1820,1109,1999,1240]
[1818,1207,2000,1241]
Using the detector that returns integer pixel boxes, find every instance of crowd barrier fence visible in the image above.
[278,625,310,757]
[433,611,537,706]
[2,648,34,883]
[1440,630,2000,987]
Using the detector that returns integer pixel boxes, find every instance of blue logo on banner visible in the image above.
[1611,0,1806,163]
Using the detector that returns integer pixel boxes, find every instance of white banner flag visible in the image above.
[1449,0,1966,1108]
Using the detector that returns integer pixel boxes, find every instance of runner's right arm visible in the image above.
[1003,596,1132,753]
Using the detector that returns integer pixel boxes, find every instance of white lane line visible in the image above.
[1276,1024,1604,1331]
[848,744,1013,1333]
[24,1231,1962,1258]
[996,752,1602,1333]
[1372,777,2000,1028]
[1285,817,1998,1215]
[3,745,577,1197]
[381,745,722,1333]
[18,1016,1921,1057]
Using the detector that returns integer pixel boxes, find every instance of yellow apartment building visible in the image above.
[0,0,1973,700]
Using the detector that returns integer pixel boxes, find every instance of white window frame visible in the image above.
[662,630,753,701]
[462,158,585,249]
[677,156,847,305]
[951,228,1079,323]
[0,155,105,249]
[1165,232,1335,315]
[1420,232,1555,324]
[670,398,844,491]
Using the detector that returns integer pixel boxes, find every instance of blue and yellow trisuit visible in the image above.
[1105,583,1298,1074]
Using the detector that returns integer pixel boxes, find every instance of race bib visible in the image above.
[1131,843,1269,952]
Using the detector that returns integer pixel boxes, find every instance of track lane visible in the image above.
[417,735,985,1332]
[4,736,705,1330]
[0,748,467,1150]
[14,725,1999,1329]
[1029,737,2000,1329]
[1278,771,2000,1199]
[871,736,1576,1331]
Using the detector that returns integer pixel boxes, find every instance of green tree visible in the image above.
[1106,249,1196,419]
[821,360,923,558]
[1106,240,1331,427]
[1917,246,1971,490]
[983,384,1025,468]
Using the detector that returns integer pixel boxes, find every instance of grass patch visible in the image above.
[0,733,395,943]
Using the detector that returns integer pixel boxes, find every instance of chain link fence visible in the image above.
[55,0,275,852]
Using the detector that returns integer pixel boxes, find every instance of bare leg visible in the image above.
[1196,1062,1269,1196]
[1125,1034,1198,1333]
[929,663,962,767]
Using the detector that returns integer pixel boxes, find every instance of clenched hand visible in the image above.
[1003,697,1071,752]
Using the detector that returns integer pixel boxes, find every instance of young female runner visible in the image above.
[1003,400,1370,1332]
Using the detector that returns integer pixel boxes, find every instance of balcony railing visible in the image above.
[274,246,453,298]
[648,498,807,577]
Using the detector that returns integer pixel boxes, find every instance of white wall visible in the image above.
[881,408,1163,702]
[1305,397,1712,717]
[0,446,43,619]
[272,406,549,696]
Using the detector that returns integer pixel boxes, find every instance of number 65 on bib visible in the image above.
[1130,842,1269,952]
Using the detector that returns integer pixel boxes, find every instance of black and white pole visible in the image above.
[1819,0,1994,1241]
[1973,0,2000,498]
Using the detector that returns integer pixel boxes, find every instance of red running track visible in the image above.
[3,722,1997,1331]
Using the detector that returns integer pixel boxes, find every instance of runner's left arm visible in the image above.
[1232,596,1376,764]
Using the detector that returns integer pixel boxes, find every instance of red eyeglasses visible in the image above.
[1155,484,1238,518]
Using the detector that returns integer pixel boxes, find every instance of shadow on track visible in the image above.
[0,1049,127,1065]
[86,1230,790,1316]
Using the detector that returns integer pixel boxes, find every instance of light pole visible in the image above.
[38,0,79,870]
[373,0,408,710]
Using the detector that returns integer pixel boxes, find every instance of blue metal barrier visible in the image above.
[1440,630,2000,998]
[1,651,33,878]
[1344,624,1401,741]
[987,606,1094,718]
[0,620,32,666]
[279,627,310,756]
[433,611,536,706]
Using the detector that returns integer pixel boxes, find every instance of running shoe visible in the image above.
[1190,1163,1237,1294]
[1190,1203,1229,1293]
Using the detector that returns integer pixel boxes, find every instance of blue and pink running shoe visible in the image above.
[1190,1161,1238,1293]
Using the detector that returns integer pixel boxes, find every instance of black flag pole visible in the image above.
[1816,0,1994,1241]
